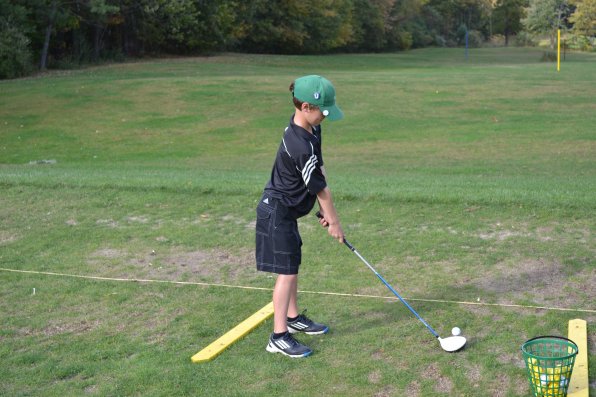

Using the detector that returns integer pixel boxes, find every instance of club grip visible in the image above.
[343,239,354,251]
[315,212,353,250]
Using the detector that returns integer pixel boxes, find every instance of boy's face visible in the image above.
[301,103,326,127]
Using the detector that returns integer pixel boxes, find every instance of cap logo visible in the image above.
[322,110,329,116]
[313,92,320,100]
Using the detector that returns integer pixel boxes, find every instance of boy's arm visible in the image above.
[317,167,344,243]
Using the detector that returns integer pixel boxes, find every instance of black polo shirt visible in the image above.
[264,115,327,218]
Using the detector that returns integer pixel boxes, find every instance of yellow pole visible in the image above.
[557,29,561,72]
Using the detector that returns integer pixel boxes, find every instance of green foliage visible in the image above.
[350,0,391,51]
[296,1,355,53]
[456,25,486,47]
[567,33,595,50]
[425,0,491,43]
[525,0,567,32]
[569,0,596,36]
[493,0,527,45]
[239,0,358,54]
[513,30,539,46]
[524,0,574,48]
[0,18,33,78]
[394,29,414,49]
[235,0,309,53]
[403,21,435,47]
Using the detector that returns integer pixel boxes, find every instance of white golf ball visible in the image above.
[451,327,461,336]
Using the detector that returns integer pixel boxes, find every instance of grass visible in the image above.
[1,47,595,396]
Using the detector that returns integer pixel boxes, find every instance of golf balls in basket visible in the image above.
[451,327,461,336]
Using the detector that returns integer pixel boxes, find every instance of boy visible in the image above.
[255,75,345,358]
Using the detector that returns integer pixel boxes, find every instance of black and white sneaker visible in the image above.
[287,310,329,335]
[266,333,312,358]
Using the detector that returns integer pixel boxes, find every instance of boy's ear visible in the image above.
[301,102,311,112]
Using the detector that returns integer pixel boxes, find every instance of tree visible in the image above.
[350,0,394,51]
[29,0,76,70]
[237,0,309,53]
[0,0,33,77]
[302,1,354,53]
[387,0,428,49]
[425,0,492,45]
[493,0,527,45]
[0,18,33,78]
[524,0,573,48]
[237,0,354,54]
[569,0,596,36]
[40,0,57,69]
[86,0,120,60]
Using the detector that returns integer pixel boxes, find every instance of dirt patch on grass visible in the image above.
[356,285,387,297]
[96,219,119,228]
[91,248,127,259]
[0,231,20,245]
[373,385,396,397]
[486,373,510,397]
[17,319,101,337]
[149,247,254,282]
[422,362,453,394]
[88,246,255,283]
[371,349,385,361]
[478,230,529,241]
[497,352,526,369]
[464,304,498,318]
[126,215,150,224]
[405,380,421,397]
[466,364,482,388]
[43,320,101,336]
[471,258,596,308]
[368,369,382,384]
[514,375,530,395]
[477,224,594,246]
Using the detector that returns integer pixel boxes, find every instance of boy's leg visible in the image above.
[273,274,298,332]
[288,275,299,318]
[256,198,311,357]
[274,273,329,336]
[267,273,312,358]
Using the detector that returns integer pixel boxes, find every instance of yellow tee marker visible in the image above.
[557,29,561,72]
[191,302,274,363]
[568,319,589,397]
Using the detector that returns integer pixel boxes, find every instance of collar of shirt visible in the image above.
[290,115,320,141]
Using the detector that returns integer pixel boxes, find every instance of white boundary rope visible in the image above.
[1,267,594,314]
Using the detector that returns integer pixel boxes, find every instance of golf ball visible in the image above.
[451,327,461,336]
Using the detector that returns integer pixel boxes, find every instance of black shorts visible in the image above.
[255,194,302,275]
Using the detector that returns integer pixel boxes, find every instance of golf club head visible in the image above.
[438,336,467,352]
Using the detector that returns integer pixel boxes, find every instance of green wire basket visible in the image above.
[521,336,578,397]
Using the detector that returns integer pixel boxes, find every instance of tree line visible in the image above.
[1,0,594,79]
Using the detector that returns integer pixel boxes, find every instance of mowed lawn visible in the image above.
[0,48,594,396]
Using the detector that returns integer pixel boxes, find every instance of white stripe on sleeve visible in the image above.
[301,143,318,186]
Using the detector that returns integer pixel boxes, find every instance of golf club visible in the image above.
[316,212,466,352]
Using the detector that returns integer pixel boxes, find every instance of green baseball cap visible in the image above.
[293,75,344,121]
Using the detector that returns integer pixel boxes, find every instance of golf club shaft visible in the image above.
[315,211,439,339]
[343,238,440,339]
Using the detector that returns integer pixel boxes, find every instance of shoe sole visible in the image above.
[266,342,312,358]
[287,326,329,335]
